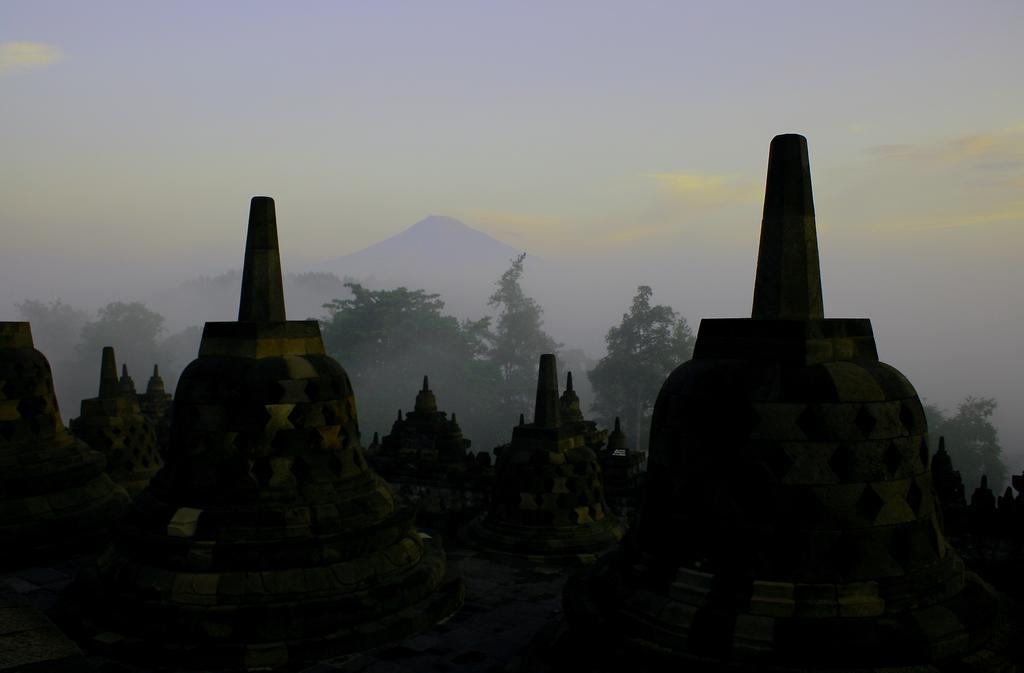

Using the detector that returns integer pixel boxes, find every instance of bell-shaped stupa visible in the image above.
[557,135,1014,671]
[0,323,128,568]
[71,346,162,496]
[81,197,463,669]
[138,364,173,456]
[468,354,623,559]
[378,376,471,464]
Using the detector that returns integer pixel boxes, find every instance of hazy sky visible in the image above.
[2,2,1023,461]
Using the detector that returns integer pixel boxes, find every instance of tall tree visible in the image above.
[487,253,560,417]
[588,285,694,449]
[16,299,89,365]
[321,282,501,449]
[924,396,1007,491]
[77,302,166,377]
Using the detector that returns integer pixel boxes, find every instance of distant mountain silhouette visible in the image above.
[320,216,527,318]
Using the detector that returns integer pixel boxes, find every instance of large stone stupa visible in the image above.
[553,135,1015,671]
[0,323,128,568]
[78,197,463,670]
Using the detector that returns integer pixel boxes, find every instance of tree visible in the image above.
[77,302,166,377]
[925,397,1007,491]
[321,282,501,449]
[588,286,695,449]
[487,253,561,416]
[16,299,89,365]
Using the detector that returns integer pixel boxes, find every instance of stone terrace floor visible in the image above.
[1,540,575,673]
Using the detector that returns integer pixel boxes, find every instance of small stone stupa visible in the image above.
[467,354,623,558]
[71,347,162,496]
[80,197,463,669]
[378,376,471,464]
[558,372,608,452]
[555,135,1014,671]
[138,364,173,455]
[0,323,128,567]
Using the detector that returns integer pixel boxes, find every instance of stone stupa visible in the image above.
[0,322,128,568]
[71,346,162,496]
[378,376,471,465]
[76,197,463,670]
[551,135,1015,671]
[467,354,623,559]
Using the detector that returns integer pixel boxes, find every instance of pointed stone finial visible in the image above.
[519,413,525,427]
[614,417,621,433]
[422,375,430,391]
[938,436,946,454]
[99,346,118,398]
[751,134,824,321]
[121,364,129,378]
[533,354,561,428]
[146,364,166,395]
[566,371,574,392]
[397,409,403,421]
[238,196,286,323]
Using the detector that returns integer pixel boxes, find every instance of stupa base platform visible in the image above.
[59,536,464,671]
[524,550,1022,673]
[464,514,624,563]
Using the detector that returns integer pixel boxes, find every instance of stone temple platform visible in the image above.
[1,539,573,673]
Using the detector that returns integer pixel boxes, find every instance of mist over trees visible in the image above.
[14,268,1009,478]
[588,286,695,449]
[321,283,501,450]
[925,397,1008,491]
[487,253,561,417]
[320,254,562,452]
[15,299,201,420]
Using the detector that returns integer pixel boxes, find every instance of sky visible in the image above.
[2,2,1023,466]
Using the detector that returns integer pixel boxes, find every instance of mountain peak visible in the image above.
[408,215,472,234]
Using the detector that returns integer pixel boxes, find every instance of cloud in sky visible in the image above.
[0,41,62,75]
[864,125,1024,165]
[643,172,759,209]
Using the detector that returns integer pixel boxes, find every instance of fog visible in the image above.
[1,209,1020,488]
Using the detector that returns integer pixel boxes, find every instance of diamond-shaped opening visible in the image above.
[795,406,823,441]
[883,441,903,476]
[889,527,912,569]
[899,401,917,434]
[906,479,923,515]
[854,406,878,438]
[793,487,825,527]
[856,484,884,523]
[761,443,795,481]
[828,444,854,481]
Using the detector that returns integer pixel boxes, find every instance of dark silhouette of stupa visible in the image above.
[76,197,463,669]
[550,135,1014,671]
[467,354,623,559]
[71,346,162,496]
[379,375,471,464]
[0,323,128,568]
[138,364,173,456]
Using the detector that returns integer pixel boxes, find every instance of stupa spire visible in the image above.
[98,346,118,398]
[566,371,574,392]
[422,375,429,391]
[238,196,286,322]
[751,133,824,320]
[533,354,561,428]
